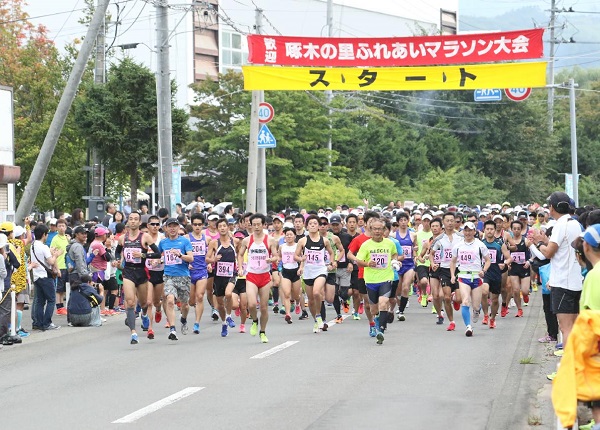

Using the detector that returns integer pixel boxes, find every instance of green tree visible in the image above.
[297,178,361,209]
[74,58,189,207]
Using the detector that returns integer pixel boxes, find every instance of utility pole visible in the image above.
[255,9,267,214]
[156,0,175,215]
[547,0,556,134]
[246,8,262,213]
[90,0,105,212]
[325,0,333,171]
[15,0,110,224]
[568,78,579,206]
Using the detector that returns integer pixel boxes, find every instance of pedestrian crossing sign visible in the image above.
[258,124,276,148]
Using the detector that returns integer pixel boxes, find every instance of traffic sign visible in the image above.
[504,87,532,102]
[258,102,274,123]
[257,124,276,148]
[474,89,502,102]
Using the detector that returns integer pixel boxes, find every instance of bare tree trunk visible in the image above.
[130,169,138,211]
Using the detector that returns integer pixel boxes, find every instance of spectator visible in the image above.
[102,203,117,227]
[45,218,58,246]
[0,233,21,345]
[67,274,103,327]
[123,199,132,217]
[50,219,70,315]
[67,226,92,288]
[108,211,125,234]
[70,208,85,227]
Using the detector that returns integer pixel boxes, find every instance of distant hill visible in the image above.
[460,3,600,70]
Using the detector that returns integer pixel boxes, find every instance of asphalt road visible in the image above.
[0,292,546,430]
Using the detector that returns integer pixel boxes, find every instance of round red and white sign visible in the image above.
[504,88,532,102]
[258,102,274,123]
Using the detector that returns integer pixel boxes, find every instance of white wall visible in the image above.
[0,86,15,215]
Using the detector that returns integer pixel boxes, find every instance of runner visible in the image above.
[115,212,161,344]
[345,213,362,319]
[481,220,512,328]
[293,213,310,320]
[507,220,533,317]
[415,213,434,306]
[450,221,491,337]
[278,226,301,324]
[356,218,399,345]
[158,218,194,341]
[206,218,237,337]
[395,212,417,321]
[270,214,285,314]
[236,213,279,343]
[330,214,354,322]
[420,217,445,324]
[295,215,335,333]
[319,215,346,325]
[232,230,249,332]
[188,213,209,334]
[144,215,164,339]
[430,212,464,331]
[205,213,221,321]
[493,214,513,317]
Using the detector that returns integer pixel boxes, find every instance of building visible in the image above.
[0,86,19,222]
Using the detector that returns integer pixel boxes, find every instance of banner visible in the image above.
[243,62,547,91]
[247,29,544,67]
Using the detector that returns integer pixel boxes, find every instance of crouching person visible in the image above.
[68,274,103,327]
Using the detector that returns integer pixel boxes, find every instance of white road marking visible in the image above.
[326,313,351,327]
[112,387,204,424]
[250,341,299,359]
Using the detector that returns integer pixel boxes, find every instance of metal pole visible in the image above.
[15,0,110,223]
[151,176,156,214]
[547,0,556,134]
[569,78,579,207]
[325,0,333,171]
[156,0,174,215]
[255,9,267,214]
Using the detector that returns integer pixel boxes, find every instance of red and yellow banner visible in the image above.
[247,29,544,67]
[242,62,547,91]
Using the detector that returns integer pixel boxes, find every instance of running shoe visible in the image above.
[260,332,269,343]
[465,325,473,337]
[226,316,236,328]
[538,335,557,343]
[509,298,516,308]
[168,329,178,341]
[369,326,376,337]
[374,315,380,329]
[285,314,292,324]
[193,323,200,334]
[523,294,529,305]
[130,333,139,344]
[489,318,496,329]
[500,306,509,317]
[532,283,538,292]
[147,329,154,340]
[436,316,444,325]
[17,328,30,338]
[221,324,228,337]
[516,309,523,318]
[181,318,188,335]
[343,302,350,313]
[56,307,67,315]
[140,313,150,331]
[313,322,319,333]
[578,420,596,430]
[446,321,456,331]
[273,305,279,314]
[279,307,286,315]
[155,310,162,323]
[431,306,437,314]
[482,314,489,325]
[452,300,460,312]
[235,308,241,317]
[317,316,325,330]
[295,305,301,315]
[556,343,563,350]
[239,323,246,333]
[352,312,360,320]
[100,309,111,316]
[546,372,556,381]
[268,299,274,306]
[299,310,309,320]
[406,300,410,308]
[397,312,406,322]
[472,310,480,324]
[250,321,258,336]
[376,331,384,345]
[387,313,394,324]
[554,349,564,357]
[335,315,343,324]
[358,302,364,314]
[420,295,427,307]
[211,309,219,321]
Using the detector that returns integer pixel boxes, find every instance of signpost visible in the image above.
[505,88,532,102]
[257,123,276,148]
[258,102,274,123]
[474,89,502,102]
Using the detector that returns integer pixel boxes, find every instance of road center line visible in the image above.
[112,387,204,424]
[250,341,299,359]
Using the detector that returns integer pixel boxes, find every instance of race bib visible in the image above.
[281,251,295,265]
[488,249,497,264]
[305,249,323,265]
[442,249,453,262]
[145,258,164,271]
[458,250,476,264]
[164,249,182,266]
[402,246,413,259]
[371,252,389,269]
[123,248,141,264]
[191,241,206,256]
[511,252,526,264]
[216,262,234,277]
[249,252,267,270]
[433,250,441,264]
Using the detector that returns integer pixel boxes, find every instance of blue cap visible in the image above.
[583,224,600,248]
